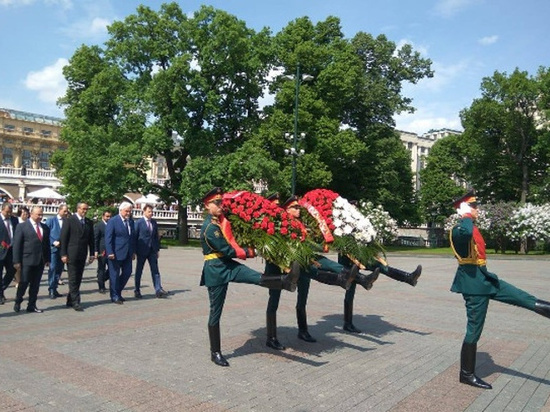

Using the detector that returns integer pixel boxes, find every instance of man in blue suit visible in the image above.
[105,201,136,304]
[0,202,19,304]
[134,204,168,299]
[45,204,68,299]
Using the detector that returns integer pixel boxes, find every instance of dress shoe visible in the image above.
[343,323,362,333]
[66,300,73,307]
[73,304,84,312]
[266,337,286,351]
[99,288,107,294]
[119,296,126,302]
[49,291,57,299]
[27,307,43,313]
[113,299,123,305]
[14,302,21,312]
[54,291,63,298]
[0,293,5,304]
[297,330,317,342]
[211,351,229,367]
[134,290,143,299]
[156,289,168,298]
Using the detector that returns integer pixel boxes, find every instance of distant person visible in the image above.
[45,204,68,299]
[105,202,136,304]
[16,206,29,223]
[60,203,95,311]
[134,204,168,299]
[94,210,111,294]
[0,203,19,303]
[12,206,50,313]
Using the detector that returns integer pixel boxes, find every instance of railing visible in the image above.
[0,166,57,179]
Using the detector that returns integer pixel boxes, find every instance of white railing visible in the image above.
[0,166,57,179]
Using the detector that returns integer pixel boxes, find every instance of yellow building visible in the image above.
[0,108,66,200]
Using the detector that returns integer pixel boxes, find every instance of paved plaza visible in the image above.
[1,248,550,411]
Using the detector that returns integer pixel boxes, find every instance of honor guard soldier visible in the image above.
[450,190,550,389]
[200,188,300,366]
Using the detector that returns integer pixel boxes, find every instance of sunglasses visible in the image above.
[209,199,223,206]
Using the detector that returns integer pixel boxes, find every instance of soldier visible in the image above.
[450,191,550,389]
[200,188,300,367]
[264,195,369,348]
[338,254,422,333]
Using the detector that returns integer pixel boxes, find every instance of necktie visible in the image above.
[36,223,42,241]
[147,220,152,232]
[4,219,10,240]
[124,219,130,234]
[81,218,85,227]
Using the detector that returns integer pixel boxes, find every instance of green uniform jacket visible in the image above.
[200,214,242,287]
[450,216,499,295]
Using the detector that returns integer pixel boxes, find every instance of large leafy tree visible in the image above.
[53,3,273,242]
[254,17,432,223]
[459,67,550,204]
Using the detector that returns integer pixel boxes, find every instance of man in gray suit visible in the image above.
[12,206,51,313]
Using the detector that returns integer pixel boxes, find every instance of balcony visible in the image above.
[0,166,58,180]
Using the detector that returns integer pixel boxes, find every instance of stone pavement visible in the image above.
[1,249,550,412]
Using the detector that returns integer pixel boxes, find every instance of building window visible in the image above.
[2,147,13,165]
[3,124,15,132]
[23,127,34,134]
[41,130,51,137]
[39,151,49,169]
[22,150,32,166]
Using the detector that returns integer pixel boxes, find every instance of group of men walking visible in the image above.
[0,201,168,313]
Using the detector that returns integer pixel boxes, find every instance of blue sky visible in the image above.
[1,0,549,134]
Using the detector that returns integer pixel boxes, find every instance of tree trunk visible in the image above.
[177,200,189,245]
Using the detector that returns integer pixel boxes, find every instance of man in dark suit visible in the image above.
[45,204,68,299]
[12,206,51,313]
[105,202,136,304]
[0,202,19,303]
[60,202,95,311]
[94,210,111,294]
[134,204,168,299]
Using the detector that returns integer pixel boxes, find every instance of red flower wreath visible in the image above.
[223,191,307,241]
[299,189,340,243]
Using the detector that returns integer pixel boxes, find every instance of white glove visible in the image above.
[457,202,472,217]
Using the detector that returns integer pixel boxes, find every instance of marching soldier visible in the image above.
[200,188,299,366]
[450,191,550,389]
[338,254,421,333]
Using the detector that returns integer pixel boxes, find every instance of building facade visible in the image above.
[0,108,65,200]
[399,128,462,192]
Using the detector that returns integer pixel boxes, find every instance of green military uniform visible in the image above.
[450,215,536,344]
[201,214,262,326]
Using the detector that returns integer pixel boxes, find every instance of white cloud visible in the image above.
[0,0,71,7]
[417,60,469,92]
[0,0,34,6]
[433,0,480,18]
[24,58,68,103]
[61,16,110,40]
[478,35,498,46]
[395,109,462,135]
[396,38,429,57]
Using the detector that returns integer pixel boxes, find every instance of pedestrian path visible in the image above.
[1,249,550,411]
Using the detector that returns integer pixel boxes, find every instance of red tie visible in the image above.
[35,223,42,241]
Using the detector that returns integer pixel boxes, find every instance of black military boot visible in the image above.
[266,312,285,350]
[534,300,550,318]
[459,342,492,389]
[343,300,361,333]
[355,268,380,291]
[385,265,422,286]
[208,324,229,367]
[259,261,300,292]
[315,264,358,290]
[296,307,316,342]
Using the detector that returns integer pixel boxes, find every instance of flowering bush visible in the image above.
[221,191,311,270]
[507,203,550,244]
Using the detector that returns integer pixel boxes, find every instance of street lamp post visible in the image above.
[285,64,313,196]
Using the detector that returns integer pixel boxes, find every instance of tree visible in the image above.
[459,67,550,204]
[53,3,273,242]
[419,134,467,222]
[255,17,432,222]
